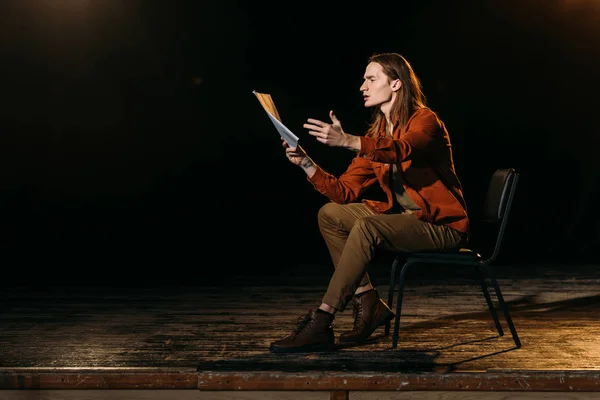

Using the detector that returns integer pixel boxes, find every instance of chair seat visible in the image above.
[406,248,483,262]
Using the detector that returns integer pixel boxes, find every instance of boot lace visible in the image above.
[350,297,365,332]
[290,310,314,337]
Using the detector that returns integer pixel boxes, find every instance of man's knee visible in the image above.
[350,218,380,242]
[317,202,342,227]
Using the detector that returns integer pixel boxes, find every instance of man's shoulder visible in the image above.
[413,107,437,119]
[409,107,443,129]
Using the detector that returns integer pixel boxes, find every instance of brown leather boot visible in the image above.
[339,289,395,343]
[269,309,335,353]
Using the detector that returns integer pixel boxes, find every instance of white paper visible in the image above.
[253,90,299,148]
[264,109,299,148]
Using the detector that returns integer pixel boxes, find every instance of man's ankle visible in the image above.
[355,286,374,296]
[318,303,337,315]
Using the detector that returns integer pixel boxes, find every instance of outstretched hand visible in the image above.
[303,110,347,147]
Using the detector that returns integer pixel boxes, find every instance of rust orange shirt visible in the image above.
[307,108,469,235]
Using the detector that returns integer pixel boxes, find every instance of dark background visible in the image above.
[0,0,599,283]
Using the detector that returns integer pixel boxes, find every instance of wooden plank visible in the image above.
[0,391,333,400]
[197,371,600,392]
[2,370,600,392]
[0,390,598,400]
[0,369,198,389]
[352,393,600,400]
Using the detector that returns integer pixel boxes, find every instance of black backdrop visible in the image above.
[1,0,599,282]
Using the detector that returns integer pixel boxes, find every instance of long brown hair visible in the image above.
[365,53,427,138]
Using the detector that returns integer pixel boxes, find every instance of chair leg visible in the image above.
[486,268,522,348]
[474,266,504,337]
[392,260,416,348]
[385,255,401,337]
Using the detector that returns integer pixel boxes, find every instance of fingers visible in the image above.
[305,115,339,132]
[304,119,324,131]
[303,123,320,133]
[304,118,330,132]
[306,118,324,126]
[329,110,339,124]
[304,115,341,145]
[306,114,340,127]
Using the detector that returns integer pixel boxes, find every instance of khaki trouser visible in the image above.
[318,202,466,312]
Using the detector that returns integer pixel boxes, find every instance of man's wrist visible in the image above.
[300,157,317,178]
[343,134,361,152]
[300,158,314,169]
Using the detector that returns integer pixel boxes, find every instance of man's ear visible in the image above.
[392,79,402,91]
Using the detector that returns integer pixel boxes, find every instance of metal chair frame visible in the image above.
[384,168,522,349]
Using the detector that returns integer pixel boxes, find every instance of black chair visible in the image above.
[384,168,521,349]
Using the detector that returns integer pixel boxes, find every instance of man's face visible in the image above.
[360,62,398,109]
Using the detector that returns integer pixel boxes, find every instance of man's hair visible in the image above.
[365,53,427,138]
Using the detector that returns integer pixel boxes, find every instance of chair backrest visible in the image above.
[482,168,519,264]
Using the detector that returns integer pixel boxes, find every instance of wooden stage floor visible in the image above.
[1,262,600,398]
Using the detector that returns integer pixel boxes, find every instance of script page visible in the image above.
[253,91,299,147]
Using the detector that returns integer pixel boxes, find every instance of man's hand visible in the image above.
[282,139,317,177]
[282,139,308,166]
[303,110,361,152]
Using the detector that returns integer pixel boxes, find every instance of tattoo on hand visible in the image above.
[300,159,314,169]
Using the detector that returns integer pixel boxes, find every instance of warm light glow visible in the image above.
[560,0,600,9]
[40,0,91,11]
